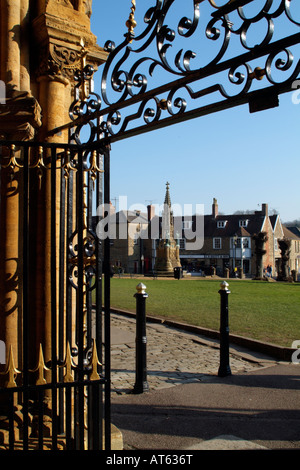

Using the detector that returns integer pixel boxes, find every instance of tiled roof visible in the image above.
[269,214,279,230]
[285,226,300,238]
[282,225,300,240]
[174,212,266,238]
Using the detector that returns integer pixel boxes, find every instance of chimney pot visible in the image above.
[147,204,155,221]
[212,198,218,218]
[261,203,268,216]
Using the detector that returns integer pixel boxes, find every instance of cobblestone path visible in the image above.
[110,314,265,394]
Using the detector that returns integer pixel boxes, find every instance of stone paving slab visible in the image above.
[186,434,268,450]
[110,314,273,394]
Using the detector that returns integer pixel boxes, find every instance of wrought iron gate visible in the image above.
[0,0,299,452]
[0,139,111,450]
[54,0,300,144]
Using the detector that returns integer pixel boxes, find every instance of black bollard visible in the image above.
[218,281,232,377]
[133,283,149,393]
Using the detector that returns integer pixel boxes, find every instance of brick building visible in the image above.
[93,196,300,279]
[179,199,300,279]
[94,206,152,274]
[281,226,300,277]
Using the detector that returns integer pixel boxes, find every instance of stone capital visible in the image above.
[32,6,107,83]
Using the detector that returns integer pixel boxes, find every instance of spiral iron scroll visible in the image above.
[72,0,300,143]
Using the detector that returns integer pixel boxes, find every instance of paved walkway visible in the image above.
[110,313,300,451]
[110,313,275,394]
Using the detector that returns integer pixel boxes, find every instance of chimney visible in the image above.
[147,204,155,221]
[261,203,268,216]
[212,198,218,218]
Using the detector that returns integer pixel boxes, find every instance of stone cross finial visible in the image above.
[164,181,171,207]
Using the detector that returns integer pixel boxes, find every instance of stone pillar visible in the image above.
[20,0,30,93]
[1,0,21,90]
[37,75,70,143]
[0,0,34,376]
[0,159,21,373]
[33,74,70,366]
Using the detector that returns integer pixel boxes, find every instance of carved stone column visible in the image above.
[1,0,21,91]
[0,1,42,382]
[0,0,106,373]
[29,0,106,367]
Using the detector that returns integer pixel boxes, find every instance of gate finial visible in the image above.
[89,339,102,381]
[30,344,50,385]
[61,342,74,383]
[0,345,21,388]
[126,0,137,43]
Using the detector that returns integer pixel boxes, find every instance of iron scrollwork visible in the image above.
[64,147,101,291]
[69,64,102,144]
[78,0,300,143]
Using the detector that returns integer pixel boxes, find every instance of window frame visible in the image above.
[213,237,222,249]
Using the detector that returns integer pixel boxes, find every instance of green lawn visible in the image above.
[107,277,300,348]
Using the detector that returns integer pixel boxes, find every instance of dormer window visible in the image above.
[239,219,249,227]
[217,220,227,228]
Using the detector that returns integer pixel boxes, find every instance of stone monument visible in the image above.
[154,182,181,276]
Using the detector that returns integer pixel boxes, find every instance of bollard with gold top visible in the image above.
[218,281,232,377]
[133,283,149,393]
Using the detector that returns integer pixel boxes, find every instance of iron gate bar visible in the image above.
[22,144,29,451]
[103,143,111,452]
[65,155,74,450]
[38,386,44,449]
[8,390,14,450]
[51,146,58,451]
[86,171,92,351]
[95,171,103,366]
[66,153,73,348]
[94,153,104,451]
[58,158,66,436]
[76,148,85,450]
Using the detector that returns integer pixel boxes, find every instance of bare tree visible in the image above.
[278,238,291,281]
[253,232,268,280]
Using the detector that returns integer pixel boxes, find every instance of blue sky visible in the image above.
[89,1,300,223]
